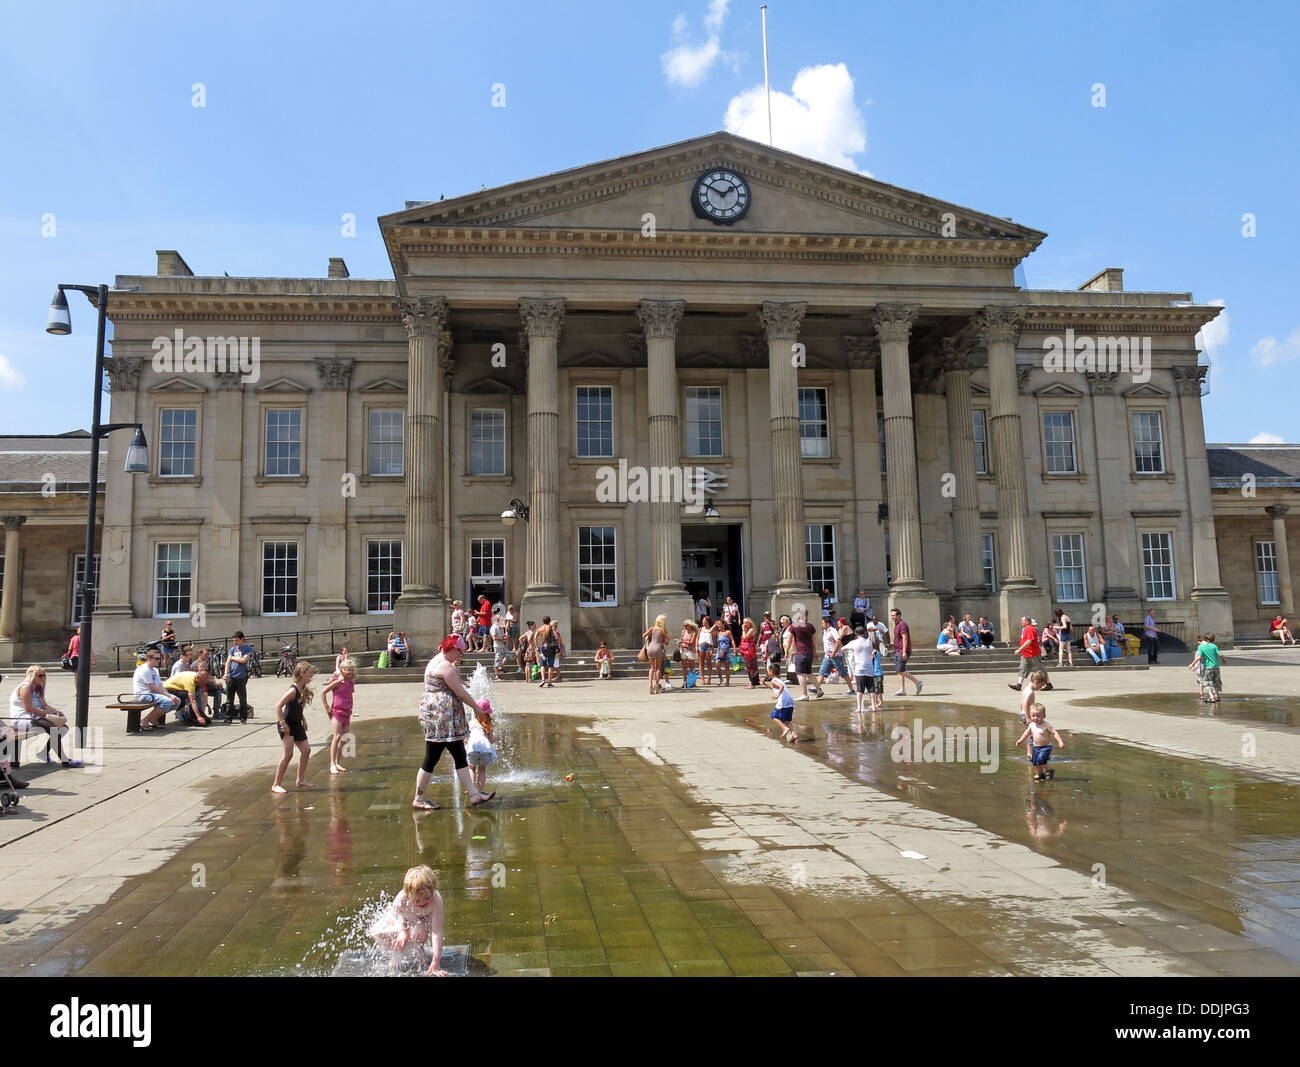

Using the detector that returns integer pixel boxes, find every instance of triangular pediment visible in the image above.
[1035,382,1085,398]
[256,377,309,394]
[381,132,1045,247]
[359,377,407,393]
[563,349,623,368]
[461,375,515,395]
[1122,383,1171,398]
[150,376,206,393]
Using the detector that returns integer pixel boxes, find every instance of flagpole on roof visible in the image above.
[761,4,773,146]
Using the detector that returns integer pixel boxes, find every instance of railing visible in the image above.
[112,623,397,672]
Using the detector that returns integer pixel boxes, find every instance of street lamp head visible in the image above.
[704,500,721,525]
[501,508,517,527]
[502,497,529,526]
[124,427,149,473]
[45,288,71,335]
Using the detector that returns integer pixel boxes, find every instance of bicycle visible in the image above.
[274,644,297,678]
[248,646,263,678]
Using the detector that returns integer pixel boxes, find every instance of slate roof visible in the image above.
[1207,444,1300,488]
[0,432,105,493]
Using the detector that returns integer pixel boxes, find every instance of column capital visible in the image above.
[212,368,244,390]
[758,301,806,341]
[738,332,765,363]
[314,357,355,391]
[976,305,1025,347]
[399,296,449,339]
[626,331,647,363]
[519,297,566,341]
[841,333,878,370]
[1016,364,1033,394]
[940,334,978,373]
[1085,370,1119,396]
[105,356,143,391]
[871,303,920,344]
[1266,505,1291,520]
[635,299,686,340]
[1,515,26,532]
[1172,364,1209,396]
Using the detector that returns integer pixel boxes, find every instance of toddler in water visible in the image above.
[765,664,797,743]
[320,656,356,775]
[1014,703,1065,781]
[465,702,497,796]
[369,864,447,976]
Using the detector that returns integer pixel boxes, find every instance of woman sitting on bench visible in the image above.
[9,665,82,767]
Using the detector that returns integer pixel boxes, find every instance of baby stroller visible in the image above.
[0,723,23,815]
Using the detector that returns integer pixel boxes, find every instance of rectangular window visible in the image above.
[884,530,892,585]
[577,526,617,606]
[265,409,302,476]
[575,386,614,458]
[685,386,723,457]
[368,409,404,476]
[469,409,507,475]
[1051,533,1087,602]
[973,409,989,475]
[805,524,836,599]
[1133,411,1165,474]
[367,540,403,613]
[878,410,887,475]
[1256,541,1280,606]
[469,537,506,589]
[981,533,996,593]
[798,387,830,458]
[153,543,192,617]
[261,541,299,615]
[1141,532,1176,601]
[158,409,197,477]
[71,553,101,625]
[1043,411,1077,474]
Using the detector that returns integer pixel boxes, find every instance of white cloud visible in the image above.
[0,354,24,389]
[1250,325,1300,368]
[1196,298,1228,356]
[724,63,868,173]
[1248,432,1285,444]
[662,2,732,88]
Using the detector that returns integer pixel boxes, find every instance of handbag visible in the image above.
[636,646,648,663]
[672,648,681,662]
[60,655,75,670]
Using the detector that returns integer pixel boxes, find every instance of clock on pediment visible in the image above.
[691,167,751,224]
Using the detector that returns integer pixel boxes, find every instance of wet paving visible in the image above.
[702,692,1300,969]
[1073,692,1300,729]
[3,677,1299,976]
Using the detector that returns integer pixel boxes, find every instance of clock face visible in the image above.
[691,168,751,224]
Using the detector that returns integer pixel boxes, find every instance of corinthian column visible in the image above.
[978,306,1047,637]
[874,304,938,637]
[759,301,814,621]
[942,336,984,600]
[1268,506,1294,615]
[519,298,571,639]
[0,516,25,666]
[394,297,448,647]
[638,299,695,629]
[312,357,355,614]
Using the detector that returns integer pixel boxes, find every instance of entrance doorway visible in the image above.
[681,523,744,620]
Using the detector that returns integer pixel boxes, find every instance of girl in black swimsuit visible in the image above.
[272,662,316,793]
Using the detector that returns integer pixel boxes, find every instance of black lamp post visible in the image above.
[46,283,149,737]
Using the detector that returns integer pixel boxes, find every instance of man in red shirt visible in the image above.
[1009,616,1043,691]
[889,608,922,697]
[788,611,821,700]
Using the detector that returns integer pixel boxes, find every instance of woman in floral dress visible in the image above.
[413,635,495,810]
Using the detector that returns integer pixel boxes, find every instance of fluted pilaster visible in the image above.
[0,516,25,640]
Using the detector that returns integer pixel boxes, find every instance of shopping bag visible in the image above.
[377,650,389,669]
[685,670,698,688]
[530,663,541,681]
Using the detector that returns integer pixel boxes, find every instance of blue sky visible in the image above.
[0,0,1295,441]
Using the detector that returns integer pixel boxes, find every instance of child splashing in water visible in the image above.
[368,864,447,976]
[1014,703,1065,782]
[272,662,315,794]
[765,663,797,743]
[320,656,356,775]
[465,704,496,797]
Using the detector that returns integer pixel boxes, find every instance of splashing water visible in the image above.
[465,664,564,787]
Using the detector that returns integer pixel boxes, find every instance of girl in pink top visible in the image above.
[321,657,357,775]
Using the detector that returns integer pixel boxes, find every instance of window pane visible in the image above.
[972,409,988,475]
[804,524,836,599]
[71,553,101,625]
[685,386,723,457]
[366,540,403,612]
[1051,533,1087,602]
[1141,532,1176,600]
[1133,411,1164,473]
[470,410,506,475]
[159,409,196,477]
[577,526,617,605]
[1043,412,1076,474]
[153,543,192,617]
[576,387,613,458]
[368,410,404,476]
[981,533,996,593]
[261,541,299,615]
[1256,541,1280,605]
[878,410,887,475]
[265,409,302,476]
[798,388,829,459]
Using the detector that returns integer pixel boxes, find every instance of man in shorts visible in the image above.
[1009,616,1042,691]
[788,611,820,700]
[1191,633,1226,704]
[817,616,853,696]
[890,608,922,697]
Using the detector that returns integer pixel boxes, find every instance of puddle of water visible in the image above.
[1073,692,1300,729]
[701,697,1300,963]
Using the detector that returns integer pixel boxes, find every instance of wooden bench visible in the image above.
[107,694,154,734]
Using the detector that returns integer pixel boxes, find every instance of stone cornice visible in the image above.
[1018,306,1222,334]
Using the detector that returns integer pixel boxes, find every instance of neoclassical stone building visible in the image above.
[88,131,1237,654]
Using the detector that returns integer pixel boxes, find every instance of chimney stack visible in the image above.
[328,257,350,279]
[156,250,195,277]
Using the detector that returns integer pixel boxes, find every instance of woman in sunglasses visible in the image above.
[9,665,82,767]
